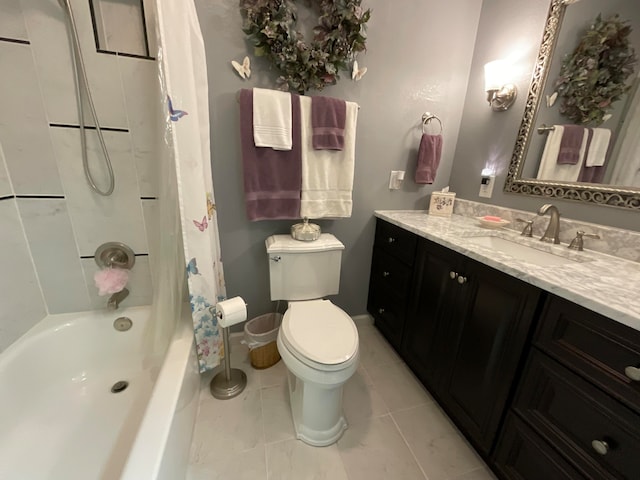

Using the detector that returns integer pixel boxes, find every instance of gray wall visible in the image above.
[195,0,483,317]
[449,0,640,231]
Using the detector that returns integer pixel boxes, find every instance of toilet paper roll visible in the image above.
[216,296,247,328]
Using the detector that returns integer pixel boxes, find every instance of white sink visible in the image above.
[466,236,587,266]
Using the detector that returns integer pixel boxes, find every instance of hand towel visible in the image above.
[414,134,443,184]
[584,128,611,167]
[299,95,358,218]
[311,96,346,150]
[557,125,586,165]
[536,125,586,182]
[252,87,292,150]
[239,89,301,221]
[578,129,614,184]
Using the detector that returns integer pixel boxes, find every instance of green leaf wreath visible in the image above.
[554,14,637,126]
[239,0,371,94]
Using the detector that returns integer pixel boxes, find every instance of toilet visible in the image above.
[266,233,359,447]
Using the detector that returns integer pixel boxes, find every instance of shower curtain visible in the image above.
[155,0,225,372]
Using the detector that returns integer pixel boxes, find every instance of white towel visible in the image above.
[585,128,611,167]
[253,88,292,150]
[299,96,358,218]
[536,125,587,182]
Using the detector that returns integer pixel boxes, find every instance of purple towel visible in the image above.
[311,96,346,150]
[415,134,443,184]
[557,125,585,165]
[239,89,301,221]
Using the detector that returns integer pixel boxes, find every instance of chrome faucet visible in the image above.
[107,288,129,310]
[537,204,561,244]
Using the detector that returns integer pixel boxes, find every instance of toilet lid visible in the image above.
[281,300,358,365]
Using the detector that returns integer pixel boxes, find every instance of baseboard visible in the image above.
[351,314,374,327]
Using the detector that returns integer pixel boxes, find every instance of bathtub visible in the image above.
[0,304,200,480]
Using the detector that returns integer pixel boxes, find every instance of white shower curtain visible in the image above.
[155,0,225,372]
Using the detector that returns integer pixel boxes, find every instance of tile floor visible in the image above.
[187,319,498,480]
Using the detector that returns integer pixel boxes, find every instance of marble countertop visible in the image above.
[375,210,640,332]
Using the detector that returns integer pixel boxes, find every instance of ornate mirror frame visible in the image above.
[503,0,640,210]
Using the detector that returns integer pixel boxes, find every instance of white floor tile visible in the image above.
[337,415,425,480]
[266,439,349,480]
[366,359,433,412]
[451,467,498,480]
[261,383,295,444]
[188,444,266,480]
[258,358,287,388]
[342,364,389,424]
[357,324,402,368]
[393,403,485,480]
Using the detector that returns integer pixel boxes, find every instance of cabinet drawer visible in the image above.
[367,286,405,349]
[374,219,417,265]
[536,295,640,413]
[514,350,640,480]
[494,413,584,480]
[370,247,413,300]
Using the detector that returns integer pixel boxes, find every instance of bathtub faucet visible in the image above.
[107,288,129,310]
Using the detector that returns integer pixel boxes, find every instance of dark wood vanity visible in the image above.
[367,218,640,480]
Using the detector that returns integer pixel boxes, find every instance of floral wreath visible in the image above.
[554,14,636,125]
[239,0,371,94]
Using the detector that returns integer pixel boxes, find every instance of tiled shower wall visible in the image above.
[0,0,159,352]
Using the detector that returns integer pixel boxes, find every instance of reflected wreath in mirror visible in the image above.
[239,0,371,94]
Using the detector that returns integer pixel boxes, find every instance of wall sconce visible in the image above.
[484,60,517,112]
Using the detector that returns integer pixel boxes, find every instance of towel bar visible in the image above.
[537,124,556,134]
[235,90,360,109]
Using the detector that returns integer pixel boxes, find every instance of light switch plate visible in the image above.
[479,175,495,198]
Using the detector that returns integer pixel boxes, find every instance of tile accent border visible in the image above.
[0,36,30,45]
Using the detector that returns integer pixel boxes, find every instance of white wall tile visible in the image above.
[0,0,29,41]
[94,0,147,56]
[80,256,153,309]
[20,0,128,128]
[118,56,160,197]
[50,127,149,256]
[0,143,12,197]
[141,199,159,284]
[17,198,92,313]
[0,41,64,195]
[0,199,46,352]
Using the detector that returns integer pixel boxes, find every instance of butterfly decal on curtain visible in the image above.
[193,215,208,231]
[187,257,200,277]
[231,56,251,80]
[168,95,188,122]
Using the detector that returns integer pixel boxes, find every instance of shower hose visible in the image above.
[58,0,115,196]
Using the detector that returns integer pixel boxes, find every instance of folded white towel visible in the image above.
[585,128,611,167]
[299,96,358,218]
[536,125,587,182]
[253,88,292,150]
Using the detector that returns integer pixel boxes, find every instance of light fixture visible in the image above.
[484,60,517,111]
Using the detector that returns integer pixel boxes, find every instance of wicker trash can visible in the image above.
[244,313,282,369]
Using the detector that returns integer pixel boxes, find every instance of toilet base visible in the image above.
[287,369,348,447]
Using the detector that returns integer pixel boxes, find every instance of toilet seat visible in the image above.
[280,300,358,371]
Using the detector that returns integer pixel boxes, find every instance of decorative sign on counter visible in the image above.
[428,187,456,217]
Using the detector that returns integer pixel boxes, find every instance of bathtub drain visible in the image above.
[111,381,129,393]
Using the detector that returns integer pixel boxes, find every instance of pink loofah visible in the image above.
[94,268,130,296]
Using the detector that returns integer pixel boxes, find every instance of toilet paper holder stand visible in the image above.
[210,299,248,400]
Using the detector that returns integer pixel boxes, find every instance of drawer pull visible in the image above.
[387,237,396,244]
[378,308,385,315]
[591,440,609,456]
[382,271,390,277]
[450,271,458,280]
[457,275,467,285]
[624,366,640,381]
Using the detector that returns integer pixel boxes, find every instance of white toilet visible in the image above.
[266,233,359,447]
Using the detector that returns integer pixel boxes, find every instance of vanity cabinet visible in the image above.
[402,236,541,455]
[367,219,417,350]
[494,295,640,480]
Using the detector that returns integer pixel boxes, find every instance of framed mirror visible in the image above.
[504,0,640,210]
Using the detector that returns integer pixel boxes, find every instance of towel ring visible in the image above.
[422,112,443,134]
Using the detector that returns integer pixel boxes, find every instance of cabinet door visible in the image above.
[440,258,542,455]
[401,239,462,391]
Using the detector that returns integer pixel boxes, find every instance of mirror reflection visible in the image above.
[521,0,639,188]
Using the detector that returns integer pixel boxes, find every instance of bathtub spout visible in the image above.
[108,288,129,310]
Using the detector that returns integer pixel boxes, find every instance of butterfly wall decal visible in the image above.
[193,215,208,232]
[187,258,200,277]
[231,56,251,80]
[352,59,367,81]
[168,96,188,122]
[546,91,558,108]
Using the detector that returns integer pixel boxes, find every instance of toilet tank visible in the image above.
[266,234,345,301]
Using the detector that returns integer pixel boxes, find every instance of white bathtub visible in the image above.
[0,304,200,480]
